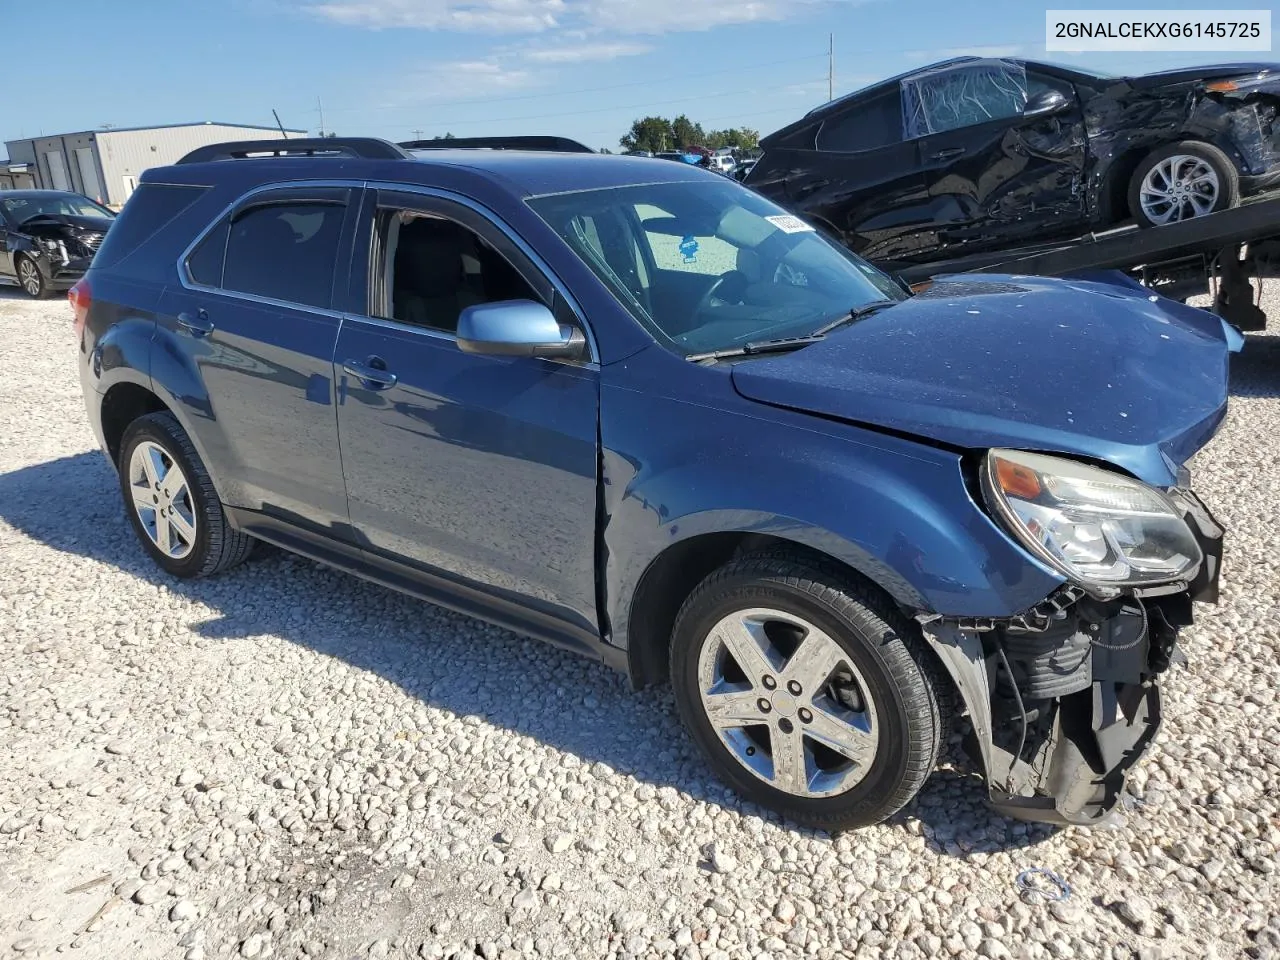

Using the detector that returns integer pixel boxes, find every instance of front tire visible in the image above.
[1128,141,1238,227]
[670,553,947,830]
[117,412,254,578]
[16,254,50,299]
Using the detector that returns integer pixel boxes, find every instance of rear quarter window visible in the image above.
[90,183,208,271]
[816,89,904,152]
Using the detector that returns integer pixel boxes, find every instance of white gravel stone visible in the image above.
[0,290,1278,958]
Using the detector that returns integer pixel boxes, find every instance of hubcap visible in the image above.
[18,260,40,296]
[696,607,879,799]
[1140,155,1219,224]
[127,441,197,559]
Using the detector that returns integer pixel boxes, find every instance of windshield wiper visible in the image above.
[686,334,826,363]
[808,299,900,338]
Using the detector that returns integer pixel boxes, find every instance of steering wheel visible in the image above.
[693,270,750,317]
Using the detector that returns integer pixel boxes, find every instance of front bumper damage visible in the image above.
[920,489,1223,826]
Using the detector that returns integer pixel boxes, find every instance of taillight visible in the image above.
[69,278,91,338]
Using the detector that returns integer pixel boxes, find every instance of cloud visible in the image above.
[309,0,568,32]
[520,41,652,63]
[305,0,864,35]
[386,58,538,105]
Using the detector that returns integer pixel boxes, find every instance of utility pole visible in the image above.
[412,129,424,141]
[318,96,325,138]
[828,33,834,101]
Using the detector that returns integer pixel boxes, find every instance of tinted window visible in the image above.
[90,183,205,270]
[381,211,538,334]
[222,202,344,309]
[186,219,228,287]
[816,90,903,152]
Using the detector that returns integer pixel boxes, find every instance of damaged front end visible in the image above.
[922,478,1224,826]
[19,215,107,282]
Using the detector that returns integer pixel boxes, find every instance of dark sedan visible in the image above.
[746,58,1280,271]
[0,190,115,298]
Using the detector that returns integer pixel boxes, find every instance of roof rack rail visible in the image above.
[177,137,409,164]
[398,135,594,154]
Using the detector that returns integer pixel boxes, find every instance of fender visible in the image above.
[145,319,233,501]
[598,361,1065,652]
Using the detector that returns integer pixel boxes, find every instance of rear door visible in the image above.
[157,186,356,533]
[910,61,1088,256]
[751,85,930,265]
[332,189,600,637]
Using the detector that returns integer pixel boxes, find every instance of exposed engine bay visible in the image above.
[923,488,1223,825]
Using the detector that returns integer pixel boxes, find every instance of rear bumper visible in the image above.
[922,490,1224,826]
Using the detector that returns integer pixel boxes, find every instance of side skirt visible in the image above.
[225,507,627,674]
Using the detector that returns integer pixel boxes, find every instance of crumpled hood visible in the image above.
[1123,61,1280,90]
[19,213,113,238]
[731,274,1234,486]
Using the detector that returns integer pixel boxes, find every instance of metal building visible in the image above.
[3,122,306,207]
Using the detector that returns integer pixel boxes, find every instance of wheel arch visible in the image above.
[100,381,170,467]
[623,529,926,689]
[1099,134,1246,222]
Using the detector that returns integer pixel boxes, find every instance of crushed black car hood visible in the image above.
[18,213,114,238]
[1121,61,1280,90]
[730,274,1233,487]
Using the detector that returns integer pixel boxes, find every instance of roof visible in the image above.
[157,149,721,198]
[5,121,307,143]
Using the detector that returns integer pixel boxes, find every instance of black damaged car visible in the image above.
[0,190,115,299]
[746,58,1280,272]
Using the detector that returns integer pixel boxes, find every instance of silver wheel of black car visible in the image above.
[671,552,949,830]
[1129,141,1238,228]
[16,255,49,299]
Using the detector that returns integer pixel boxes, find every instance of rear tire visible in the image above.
[1128,141,1238,227]
[117,412,254,579]
[16,254,50,299]
[669,552,947,830]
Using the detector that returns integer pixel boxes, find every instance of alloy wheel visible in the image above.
[1139,155,1220,224]
[127,440,197,560]
[18,259,42,297]
[695,607,879,798]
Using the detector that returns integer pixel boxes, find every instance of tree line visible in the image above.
[619,116,760,154]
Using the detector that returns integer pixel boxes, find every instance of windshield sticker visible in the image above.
[679,235,700,263]
[765,214,815,234]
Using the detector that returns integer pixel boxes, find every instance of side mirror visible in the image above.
[1022,89,1070,119]
[457,299,587,360]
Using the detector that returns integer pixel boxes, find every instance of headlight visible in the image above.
[982,449,1202,593]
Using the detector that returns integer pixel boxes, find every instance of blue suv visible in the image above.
[75,137,1234,830]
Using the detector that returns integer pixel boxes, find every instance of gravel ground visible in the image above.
[2,284,1279,960]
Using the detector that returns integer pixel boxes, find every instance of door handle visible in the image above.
[342,357,398,390]
[929,147,966,161]
[177,310,214,337]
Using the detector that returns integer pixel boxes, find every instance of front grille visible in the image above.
[80,232,105,251]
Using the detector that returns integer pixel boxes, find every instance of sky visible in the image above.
[2,0,1275,153]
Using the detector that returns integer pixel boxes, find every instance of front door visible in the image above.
[910,62,1088,258]
[156,186,356,532]
[334,190,600,635]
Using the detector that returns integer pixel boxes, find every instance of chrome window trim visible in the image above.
[174,177,599,365]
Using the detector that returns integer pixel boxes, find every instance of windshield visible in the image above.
[528,180,905,355]
[2,193,115,222]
